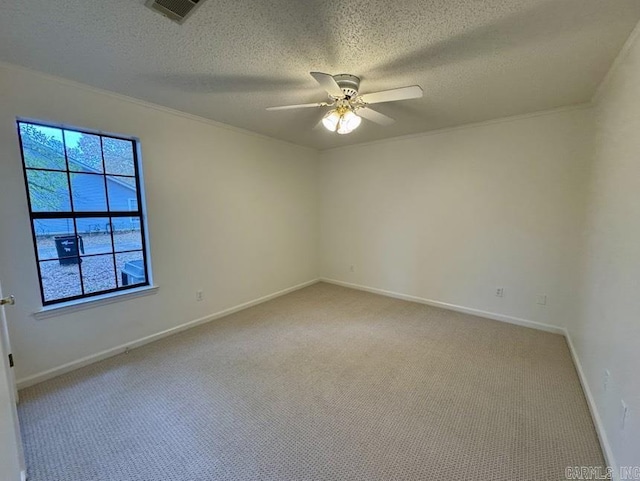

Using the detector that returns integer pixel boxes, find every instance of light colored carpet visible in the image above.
[19,282,603,481]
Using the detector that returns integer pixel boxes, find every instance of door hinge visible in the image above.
[8,353,14,368]
[0,295,15,306]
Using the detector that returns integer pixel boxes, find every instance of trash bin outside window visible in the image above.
[54,235,84,265]
[121,260,145,286]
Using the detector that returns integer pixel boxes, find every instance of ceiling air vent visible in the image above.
[145,0,206,24]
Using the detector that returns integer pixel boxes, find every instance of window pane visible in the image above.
[70,173,107,211]
[115,251,145,287]
[106,176,137,211]
[76,218,113,255]
[65,131,103,173]
[112,217,142,252]
[39,260,82,302]
[103,138,135,176]
[81,254,116,294]
[33,219,75,261]
[19,123,66,170]
[26,170,71,212]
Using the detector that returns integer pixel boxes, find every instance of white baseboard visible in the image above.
[563,328,618,480]
[320,277,565,334]
[17,278,320,389]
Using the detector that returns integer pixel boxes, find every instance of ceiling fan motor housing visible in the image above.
[333,74,360,99]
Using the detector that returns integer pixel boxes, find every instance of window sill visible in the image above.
[33,285,159,320]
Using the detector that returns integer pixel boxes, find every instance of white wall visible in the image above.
[0,63,319,382]
[320,107,593,329]
[574,26,640,470]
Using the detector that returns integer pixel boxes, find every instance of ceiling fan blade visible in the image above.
[357,107,396,126]
[266,102,327,111]
[310,72,345,98]
[359,85,423,104]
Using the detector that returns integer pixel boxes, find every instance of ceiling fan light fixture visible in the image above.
[337,109,361,135]
[323,106,361,134]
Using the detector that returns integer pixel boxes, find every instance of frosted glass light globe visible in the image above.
[322,110,341,132]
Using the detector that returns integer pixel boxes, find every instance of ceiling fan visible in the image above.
[266,72,423,135]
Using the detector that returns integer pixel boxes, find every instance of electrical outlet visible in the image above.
[621,400,629,430]
[196,290,203,302]
[536,294,547,305]
[603,369,610,392]
[495,287,504,297]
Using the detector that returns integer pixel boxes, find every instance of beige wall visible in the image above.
[0,63,320,381]
[575,26,640,470]
[320,107,593,329]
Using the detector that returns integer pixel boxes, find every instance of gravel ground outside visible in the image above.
[37,232,145,302]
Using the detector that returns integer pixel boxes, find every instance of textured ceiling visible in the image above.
[1,0,639,150]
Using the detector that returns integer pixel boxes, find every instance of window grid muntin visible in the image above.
[17,120,150,305]
[100,135,120,291]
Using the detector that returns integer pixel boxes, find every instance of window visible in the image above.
[17,120,151,305]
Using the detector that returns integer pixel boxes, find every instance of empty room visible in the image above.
[0,1,639,480]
